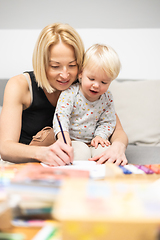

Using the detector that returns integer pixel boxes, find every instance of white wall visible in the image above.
[0,0,160,80]
[0,28,160,80]
[0,0,160,29]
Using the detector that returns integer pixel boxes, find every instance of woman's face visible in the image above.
[46,42,78,91]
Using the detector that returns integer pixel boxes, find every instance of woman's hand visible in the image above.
[37,139,74,166]
[89,141,128,166]
[57,131,72,146]
[91,136,110,149]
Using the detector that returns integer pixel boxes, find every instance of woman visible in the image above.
[0,23,128,166]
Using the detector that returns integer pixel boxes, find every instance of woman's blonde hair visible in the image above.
[83,44,121,80]
[32,23,84,93]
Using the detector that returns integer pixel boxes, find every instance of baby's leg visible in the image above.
[72,141,91,161]
[90,144,110,158]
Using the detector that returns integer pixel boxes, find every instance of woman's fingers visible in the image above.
[89,142,128,166]
[40,140,74,166]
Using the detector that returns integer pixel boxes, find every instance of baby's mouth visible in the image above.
[90,89,98,93]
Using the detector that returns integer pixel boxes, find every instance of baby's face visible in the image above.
[79,66,112,102]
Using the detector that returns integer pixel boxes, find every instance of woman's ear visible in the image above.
[78,72,82,83]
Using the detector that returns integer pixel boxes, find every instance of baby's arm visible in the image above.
[53,85,76,145]
[94,91,116,140]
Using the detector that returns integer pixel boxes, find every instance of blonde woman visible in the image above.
[0,23,128,166]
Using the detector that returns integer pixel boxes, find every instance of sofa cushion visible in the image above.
[126,145,160,164]
[0,79,8,106]
[109,79,160,146]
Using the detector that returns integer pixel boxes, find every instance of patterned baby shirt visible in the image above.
[53,83,116,143]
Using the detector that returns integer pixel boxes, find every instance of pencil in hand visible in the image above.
[56,113,67,144]
[56,113,72,165]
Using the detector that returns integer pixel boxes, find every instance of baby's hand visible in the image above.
[91,136,111,149]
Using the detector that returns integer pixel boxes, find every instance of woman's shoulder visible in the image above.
[7,74,29,87]
[4,74,31,106]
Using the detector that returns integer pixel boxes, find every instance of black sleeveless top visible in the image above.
[19,71,55,145]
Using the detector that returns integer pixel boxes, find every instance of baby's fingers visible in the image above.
[104,140,111,146]
[91,139,98,148]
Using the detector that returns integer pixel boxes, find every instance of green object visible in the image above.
[0,232,25,240]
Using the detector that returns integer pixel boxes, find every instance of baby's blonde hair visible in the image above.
[83,44,121,80]
[32,23,84,93]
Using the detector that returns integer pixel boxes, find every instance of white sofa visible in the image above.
[109,79,160,164]
[0,79,160,164]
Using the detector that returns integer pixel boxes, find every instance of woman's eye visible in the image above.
[51,66,59,69]
[69,65,76,67]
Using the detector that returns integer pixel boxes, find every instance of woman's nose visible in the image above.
[60,67,69,78]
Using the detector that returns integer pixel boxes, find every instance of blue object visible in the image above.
[119,166,132,174]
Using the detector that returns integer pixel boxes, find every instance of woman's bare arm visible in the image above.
[110,114,128,147]
[0,75,73,165]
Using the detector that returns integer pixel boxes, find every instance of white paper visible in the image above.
[41,161,106,179]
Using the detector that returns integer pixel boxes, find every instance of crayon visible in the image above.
[135,165,154,174]
[145,164,160,174]
[119,166,132,174]
[124,164,144,174]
